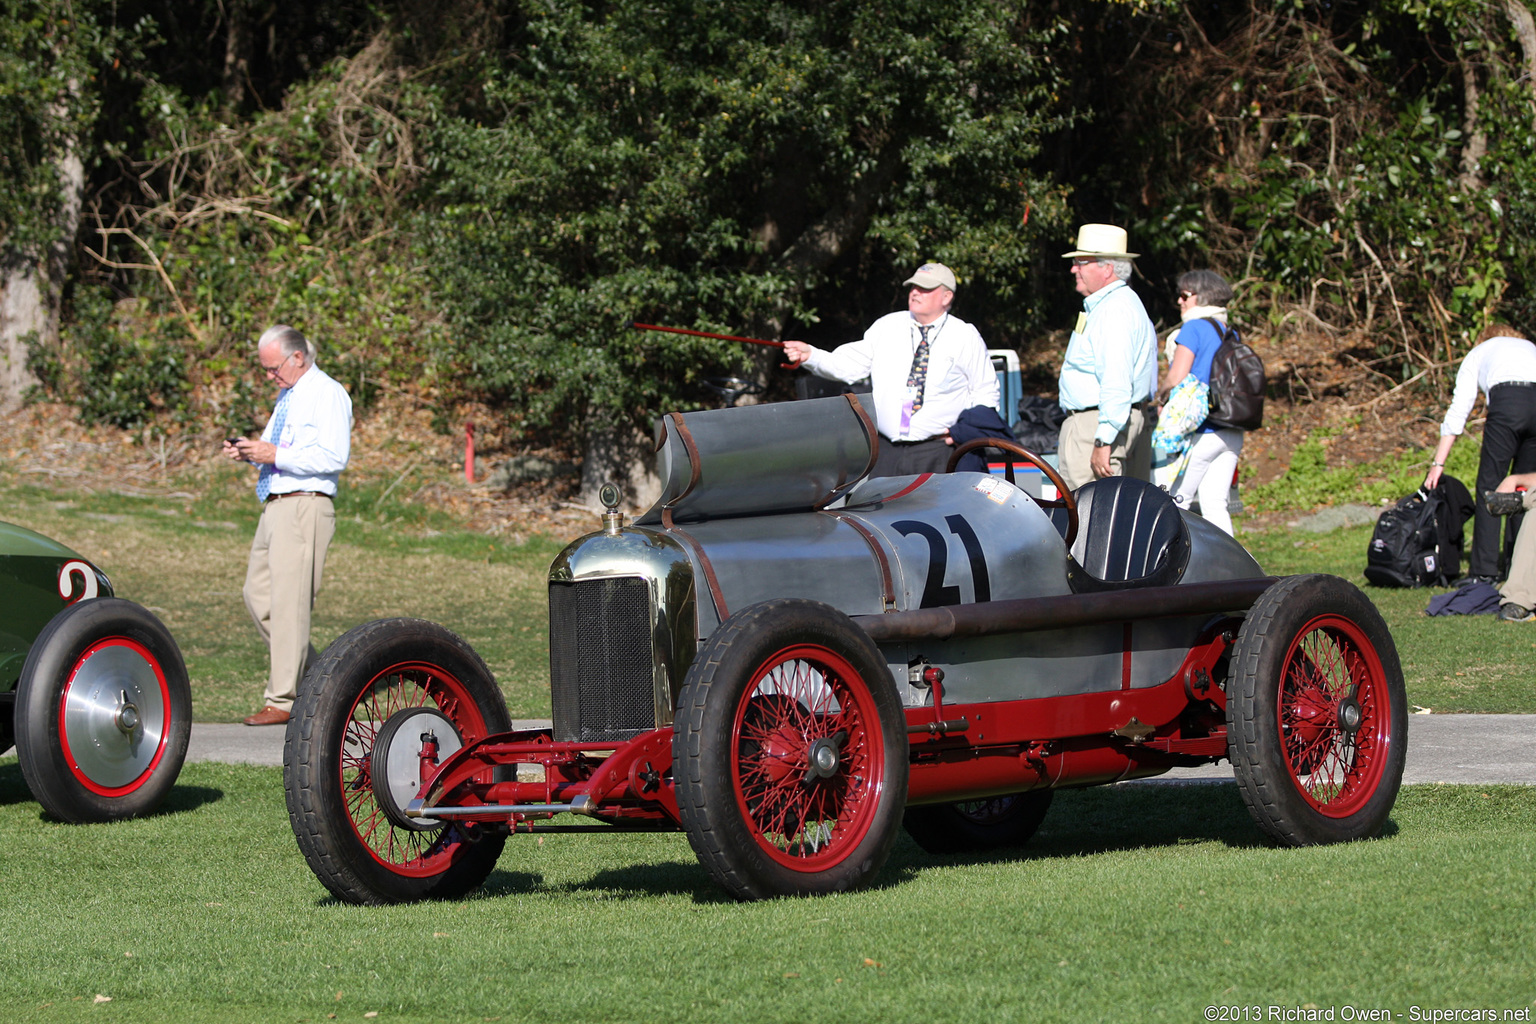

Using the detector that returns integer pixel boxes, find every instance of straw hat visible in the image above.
[1062,224,1138,259]
[903,262,958,291]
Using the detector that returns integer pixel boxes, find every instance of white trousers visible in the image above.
[1172,428,1244,535]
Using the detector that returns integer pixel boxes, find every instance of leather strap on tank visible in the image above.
[825,512,897,611]
[660,412,703,526]
[665,524,729,623]
[813,393,882,510]
[844,391,880,480]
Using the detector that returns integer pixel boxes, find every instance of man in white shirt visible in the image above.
[1425,324,1536,584]
[1055,224,1158,491]
[222,325,353,726]
[783,262,1000,476]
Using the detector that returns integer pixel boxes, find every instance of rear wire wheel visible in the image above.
[903,790,1054,854]
[674,599,908,900]
[1226,574,1407,845]
[284,619,511,904]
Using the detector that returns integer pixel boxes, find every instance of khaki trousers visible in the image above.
[1500,491,1536,610]
[1056,407,1152,493]
[243,494,335,711]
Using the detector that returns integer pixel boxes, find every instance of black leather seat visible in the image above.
[1048,477,1191,592]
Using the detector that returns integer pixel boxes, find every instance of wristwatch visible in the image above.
[1093,439,1110,448]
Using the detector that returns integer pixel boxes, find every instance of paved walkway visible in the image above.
[178,714,1536,784]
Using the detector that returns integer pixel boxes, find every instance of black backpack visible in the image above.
[1364,476,1475,587]
[1204,319,1266,431]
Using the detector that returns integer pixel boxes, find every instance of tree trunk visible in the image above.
[223,0,251,111]
[0,132,84,413]
[1506,0,1536,116]
[1458,56,1487,190]
[580,416,663,511]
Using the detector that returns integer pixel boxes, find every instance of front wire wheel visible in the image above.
[1227,574,1407,845]
[675,599,908,900]
[284,619,511,904]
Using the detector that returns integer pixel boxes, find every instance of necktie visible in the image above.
[256,390,290,502]
[907,324,933,414]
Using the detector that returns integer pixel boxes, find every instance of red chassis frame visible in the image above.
[401,622,1237,833]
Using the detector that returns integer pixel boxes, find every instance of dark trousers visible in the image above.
[874,435,951,477]
[1471,383,1536,578]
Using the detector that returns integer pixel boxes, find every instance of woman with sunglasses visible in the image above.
[1157,269,1242,534]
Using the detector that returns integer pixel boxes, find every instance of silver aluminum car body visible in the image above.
[546,394,1266,744]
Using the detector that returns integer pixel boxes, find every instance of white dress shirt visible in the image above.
[799,311,1000,442]
[262,363,353,496]
[1440,336,1536,435]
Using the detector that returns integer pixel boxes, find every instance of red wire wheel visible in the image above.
[730,645,883,869]
[1276,615,1392,815]
[1227,575,1407,845]
[675,600,908,900]
[285,619,511,905]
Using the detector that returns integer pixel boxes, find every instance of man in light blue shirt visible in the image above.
[222,325,352,725]
[1056,224,1157,490]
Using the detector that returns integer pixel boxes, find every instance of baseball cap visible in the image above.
[903,262,957,291]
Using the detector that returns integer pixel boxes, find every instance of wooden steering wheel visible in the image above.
[945,437,1079,548]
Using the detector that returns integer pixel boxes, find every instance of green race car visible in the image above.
[0,519,190,822]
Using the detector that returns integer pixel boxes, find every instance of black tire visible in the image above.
[903,790,1054,854]
[14,598,191,823]
[674,599,908,900]
[284,618,512,905]
[1226,574,1407,845]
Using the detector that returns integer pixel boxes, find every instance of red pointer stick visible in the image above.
[628,321,795,368]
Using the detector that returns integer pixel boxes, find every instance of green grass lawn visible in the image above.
[1,760,1531,1023]
[2,459,1532,1022]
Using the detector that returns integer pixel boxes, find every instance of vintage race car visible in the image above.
[0,519,191,822]
[283,394,1407,904]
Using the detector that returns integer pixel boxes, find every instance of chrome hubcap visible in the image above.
[62,643,166,788]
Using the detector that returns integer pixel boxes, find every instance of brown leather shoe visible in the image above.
[242,705,291,726]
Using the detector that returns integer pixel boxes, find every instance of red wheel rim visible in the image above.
[730,644,886,871]
[57,637,171,797]
[339,662,494,876]
[1276,614,1392,816]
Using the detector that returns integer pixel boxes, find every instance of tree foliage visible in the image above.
[419,0,1071,439]
[13,0,1536,445]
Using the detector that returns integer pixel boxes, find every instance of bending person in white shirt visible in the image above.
[222,324,353,726]
[1425,323,1536,584]
[783,262,1000,477]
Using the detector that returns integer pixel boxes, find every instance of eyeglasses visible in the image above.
[1071,258,1103,267]
[261,351,298,379]
[1177,290,1197,301]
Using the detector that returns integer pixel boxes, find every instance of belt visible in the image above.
[883,436,948,447]
[265,490,332,503]
[1068,400,1154,415]
[1490,381,1536,389]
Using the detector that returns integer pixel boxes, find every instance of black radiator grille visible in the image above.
[549,577,656,743]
